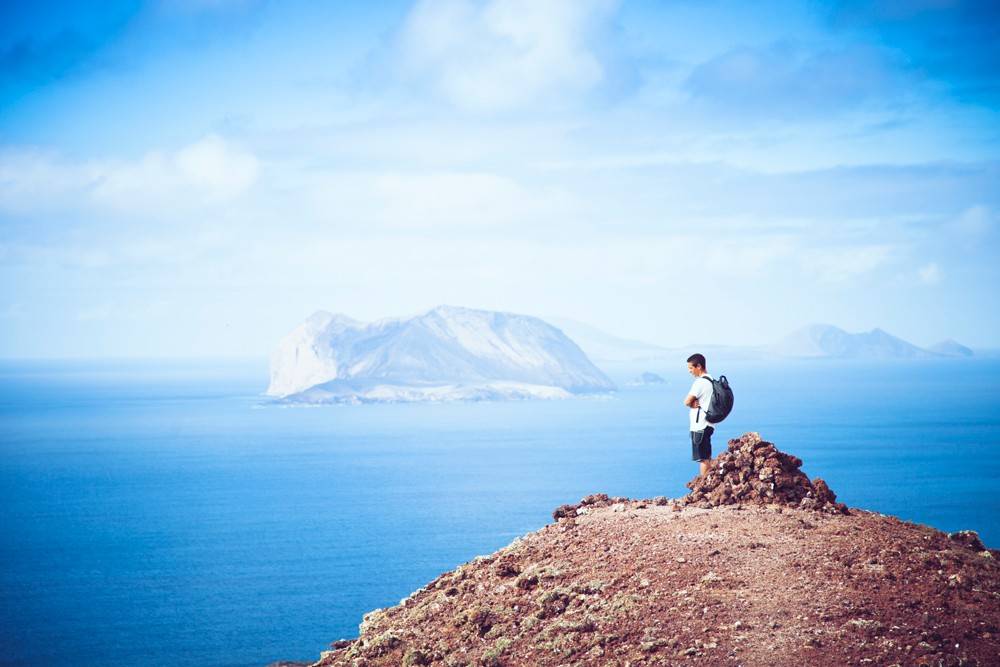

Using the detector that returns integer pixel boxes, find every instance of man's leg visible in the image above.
[697,427,714,476]
[692,429,712,476]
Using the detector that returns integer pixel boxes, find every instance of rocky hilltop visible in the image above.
[295,434,999,667]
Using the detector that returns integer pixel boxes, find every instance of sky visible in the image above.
[1,0,998,358]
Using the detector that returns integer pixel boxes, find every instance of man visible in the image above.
[683,353,715,476]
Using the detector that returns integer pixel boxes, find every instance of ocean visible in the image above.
[1,358,998,666]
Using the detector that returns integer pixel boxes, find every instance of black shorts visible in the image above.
[691,426,715,461]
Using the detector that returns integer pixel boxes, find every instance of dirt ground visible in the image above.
[307,499,999,667]
[299,433,1000,667]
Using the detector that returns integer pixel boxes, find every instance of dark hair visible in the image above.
[686,353,706,369]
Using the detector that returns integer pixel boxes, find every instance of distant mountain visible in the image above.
[771,324,934,359]
[545,319,972,363]
[267,306,615,403]
[927,339,974,357]
[546,317,672,362]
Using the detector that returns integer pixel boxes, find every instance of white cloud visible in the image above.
[797,244,893,283]
[398,0,617,110]
[176,135,258,197]
[948,204,995,237]
[370,170,576,228]
[918,262,942,284]
[92,135,258,210]
[0,149,101,215]
[259,164,586,233]
[0,134,258,217]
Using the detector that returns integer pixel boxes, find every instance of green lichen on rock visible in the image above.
[480,636,512,667]
[453,606,498,637]
[366,631,402,658]
[571,579,606,595]
[535,588,574,619]
[401,647,433,665]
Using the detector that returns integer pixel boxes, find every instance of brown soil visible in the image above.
[305,433,1000,667]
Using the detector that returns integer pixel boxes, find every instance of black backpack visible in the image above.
[703,375,734,424]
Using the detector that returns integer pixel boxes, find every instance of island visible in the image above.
[266,306,616,403]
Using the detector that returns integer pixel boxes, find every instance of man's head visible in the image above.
[686,353,707,377]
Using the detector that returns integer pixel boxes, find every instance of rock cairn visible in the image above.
[683,432,848,513]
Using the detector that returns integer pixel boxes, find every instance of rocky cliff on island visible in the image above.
[266,306,615,403]
[292,433,999,667]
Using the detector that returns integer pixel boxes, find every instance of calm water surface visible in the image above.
[1,359,998,666]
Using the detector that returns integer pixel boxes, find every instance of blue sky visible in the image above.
[1,0,998,358]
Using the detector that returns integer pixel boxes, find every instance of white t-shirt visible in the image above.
[688,374,714,432]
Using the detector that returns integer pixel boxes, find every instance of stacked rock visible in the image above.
[684,432,848,513]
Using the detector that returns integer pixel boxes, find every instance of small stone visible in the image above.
[552,504,577,520]
[844,619,887,638]
[640,640,666,653]
[700,571,722,585]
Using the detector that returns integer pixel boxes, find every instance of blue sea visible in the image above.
[1,358,998,667]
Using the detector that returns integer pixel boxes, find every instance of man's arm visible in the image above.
[684,377,703,407]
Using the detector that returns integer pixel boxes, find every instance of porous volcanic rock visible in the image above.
[684,432,848,513]
[307,435,1000,667]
